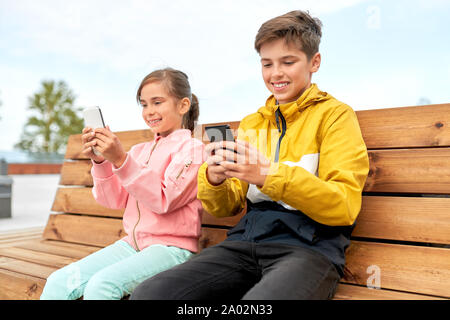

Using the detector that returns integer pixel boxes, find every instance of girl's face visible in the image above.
[139,81,190,137]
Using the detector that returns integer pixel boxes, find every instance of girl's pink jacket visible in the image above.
[91,129,206,253]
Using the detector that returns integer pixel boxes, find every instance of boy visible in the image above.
[131,10,369,300]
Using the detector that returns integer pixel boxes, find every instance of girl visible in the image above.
[40,68,205,300]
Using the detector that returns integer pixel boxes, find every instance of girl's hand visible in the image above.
[205,142,227,185]
[92,126,128,168]
[81,127,105,163]
[215,140,270,187]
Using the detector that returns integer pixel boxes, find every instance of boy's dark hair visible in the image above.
[254,10,322,59]
[136,68,199,132]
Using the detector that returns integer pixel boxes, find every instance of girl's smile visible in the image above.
[139,81,189,137]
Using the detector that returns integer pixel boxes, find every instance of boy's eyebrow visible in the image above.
[261,55,299,61]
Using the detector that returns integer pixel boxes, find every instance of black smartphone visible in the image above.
[205,124,235,143]
[205,124,237,163]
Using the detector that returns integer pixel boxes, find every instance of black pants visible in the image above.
[130,241,340,300]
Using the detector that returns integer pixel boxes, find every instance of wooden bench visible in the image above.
[1,103,449,300]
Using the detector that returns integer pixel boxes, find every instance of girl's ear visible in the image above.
[178,97,191,115]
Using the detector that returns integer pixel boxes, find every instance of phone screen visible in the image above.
[83,106,105,129]
[205,125,235,143]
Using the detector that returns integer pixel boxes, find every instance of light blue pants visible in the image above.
[40,240,193,300]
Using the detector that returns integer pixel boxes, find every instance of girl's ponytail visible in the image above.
[183,93,199,132]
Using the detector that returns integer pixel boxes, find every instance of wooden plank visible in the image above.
[65,129,154,160]
[201,104,450,149]
[49,188,450,245]
[333,283,446,300]
[7,163,62,175]
[343,241,450,298]
[199,227,228,250]
[355,103,450,149]
[202,196,450,245]
[0,227,44,239]
[15,239,101,260]
[353,196,450,244]
[0,269,45,300]
[202,210,244,228]
[0,227,44,246]
[51,187,124,217]
[41,214,226,253]
[0,256,57,279]
[57,148,450,198]
[364,148,450,194]
[42,214,126,247]
[0,247,78,269]
[60,160,93,186]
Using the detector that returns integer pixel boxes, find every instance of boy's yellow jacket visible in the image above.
[198,83,369,227]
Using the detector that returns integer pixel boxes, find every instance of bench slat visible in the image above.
[199,227,228,250]
[202,103,450,149]
[43,214,126,247]
[15,239,101,260]
[343,241,450,298]
[59,160,92,186]
[333,283,445,300]
[0,269,46,300]
[59,148,450,195]
[356,103,450,149]
[0,256,57,279]
[365,148,450,194]
[0,238,103,300]
[353,196,450,244]
[65,129,154,160]
[51,187,124,217]
[49,188,450,245]
[0,247,78,269]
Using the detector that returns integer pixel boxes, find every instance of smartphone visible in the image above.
[83,106,105,156]
[205,124,236,163]
[205,124,235,143]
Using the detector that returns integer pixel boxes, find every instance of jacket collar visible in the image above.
[258,83,331,124]
[154,128,191,143]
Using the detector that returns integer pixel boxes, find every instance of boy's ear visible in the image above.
[310,52,321,73]
[179,97,191,115]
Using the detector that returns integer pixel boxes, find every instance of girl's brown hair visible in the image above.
[136,68,199,132]
[254,10,322,60]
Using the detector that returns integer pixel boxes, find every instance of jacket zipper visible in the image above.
[274,107,287,163]
[175,159,193,180]
[132,201,142,252]
[132,139,159,252]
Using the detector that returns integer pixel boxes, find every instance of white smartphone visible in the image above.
[83,106,105,156]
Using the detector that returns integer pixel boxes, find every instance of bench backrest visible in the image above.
[43,103,450,298]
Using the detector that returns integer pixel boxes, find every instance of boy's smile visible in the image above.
[260,38,321,105]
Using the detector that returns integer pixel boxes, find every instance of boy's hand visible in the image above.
[81,127,105,163]
[207,140,270,187]
[91,126,127,168]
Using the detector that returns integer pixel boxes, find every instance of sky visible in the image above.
[0,0,449,151]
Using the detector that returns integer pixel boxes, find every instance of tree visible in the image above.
[15,80,84,153]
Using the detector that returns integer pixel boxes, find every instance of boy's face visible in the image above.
[260,38,320,105]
